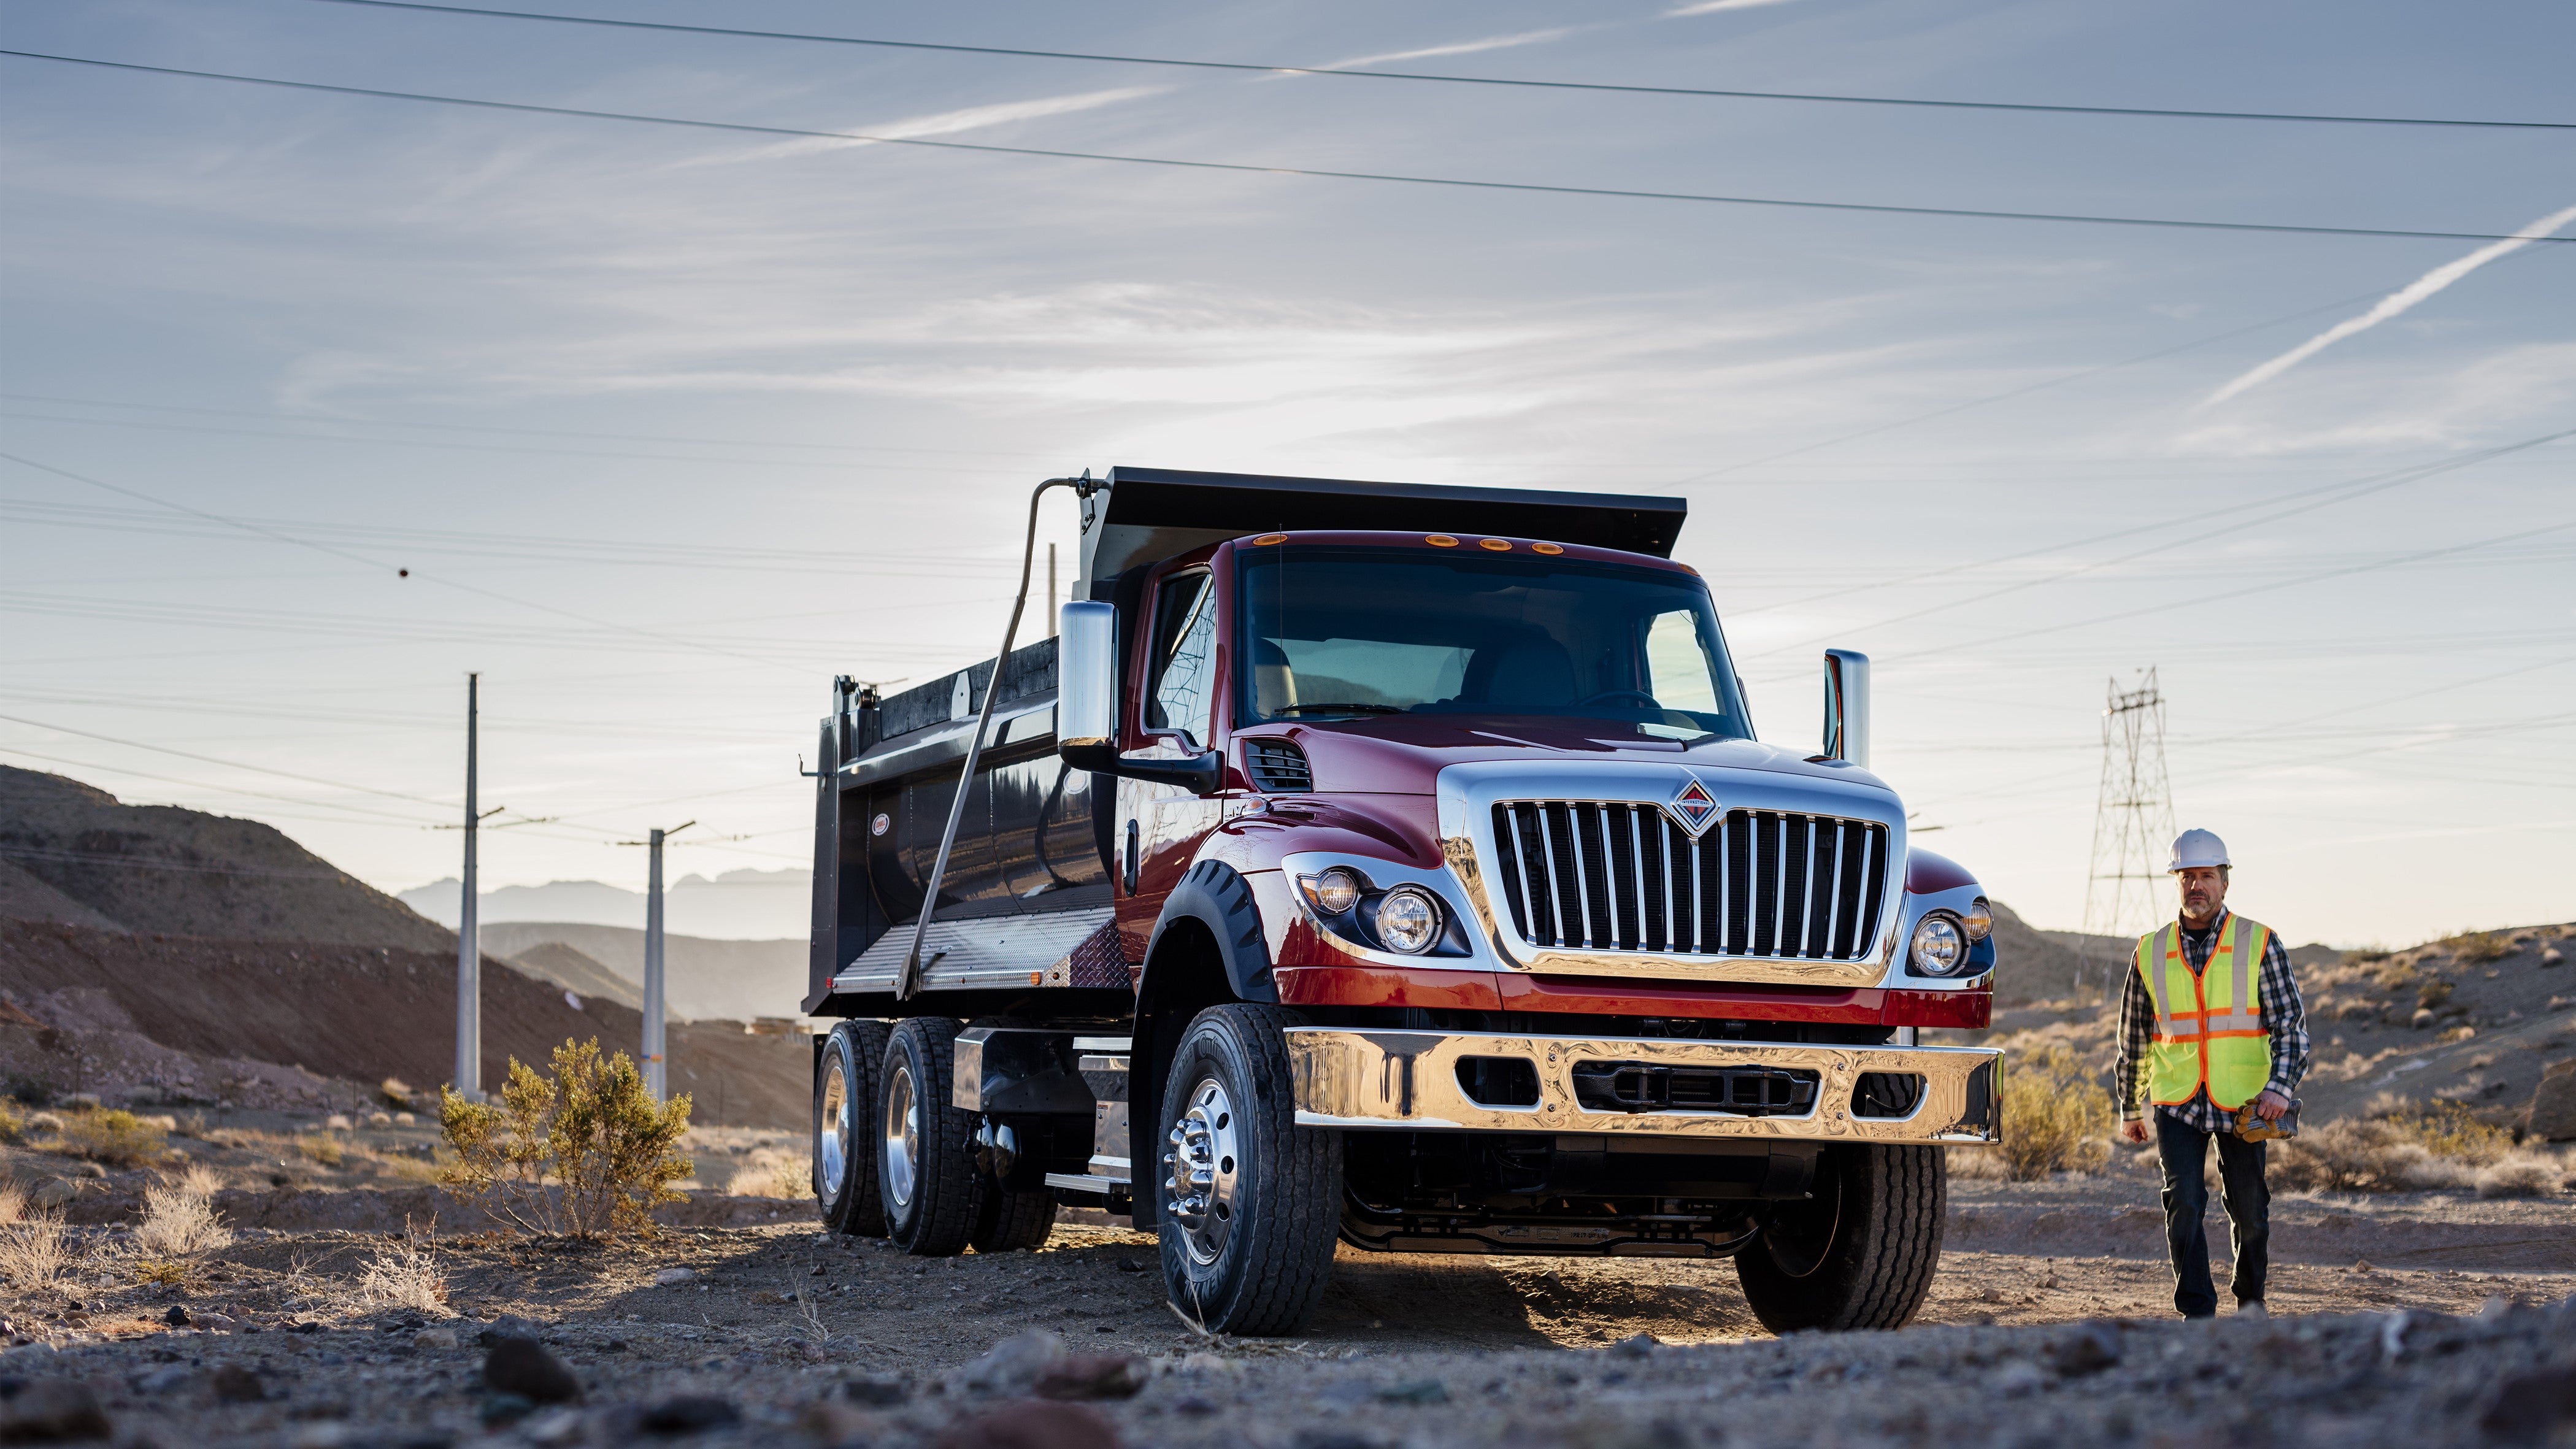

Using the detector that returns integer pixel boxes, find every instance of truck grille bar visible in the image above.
[1488,802,1888,963]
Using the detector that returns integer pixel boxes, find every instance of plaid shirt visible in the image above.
[2113,907,2309,1132]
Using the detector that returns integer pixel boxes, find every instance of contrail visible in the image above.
[2203,200,2576,405]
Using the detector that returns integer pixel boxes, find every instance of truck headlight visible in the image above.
[1372,886,1442,955]
[1962,896,1993,942]
[1299,868,1363,917]
[1909,914,1966,975]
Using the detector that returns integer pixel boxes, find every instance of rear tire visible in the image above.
[1155,1004,1340,1336]
[814,1021,890,1236]
[1735,1143,1946,1332]
[878,1017,983,1256]
[971,1183,1059,1253]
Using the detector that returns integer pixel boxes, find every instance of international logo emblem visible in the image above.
[1668,778,1720,836]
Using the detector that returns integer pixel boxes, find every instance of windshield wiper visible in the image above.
[1269,702,1405,716]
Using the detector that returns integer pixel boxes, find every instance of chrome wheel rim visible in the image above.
[817,1050,850,1197]
[1164,1077,1240,1266]
[883,1058,920,1210]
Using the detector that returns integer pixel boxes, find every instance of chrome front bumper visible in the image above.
[1285,1028,2001,1145]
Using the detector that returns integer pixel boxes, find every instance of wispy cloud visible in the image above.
[1313,28,1582,71]
[2201,201,2576,407]
[715,85,1168,164]
[1664,0,1809,17]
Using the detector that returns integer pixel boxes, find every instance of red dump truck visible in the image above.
[804,467,1999,1336]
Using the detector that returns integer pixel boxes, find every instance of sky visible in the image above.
[2,0,2570,950]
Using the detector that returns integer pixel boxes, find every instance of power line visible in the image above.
[0,449,815,675]
[1671,275,2529,490]
[0,712,458,808]
[1742,423,2576,659]
[0,391,1052,460]
[0,408,1033,477]
[0,745,451,826]
[1894,514,2576,663]
[9,49,2572,247]
[307,0,2576,134]
[0,842,362,882]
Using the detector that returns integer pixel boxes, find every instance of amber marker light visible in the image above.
[1531,542,1564,555]
[1425,534,1459,547]
[1478,539,1512,552]
[1251,533,1287,545]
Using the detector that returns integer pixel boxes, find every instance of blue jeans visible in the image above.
[2156,1110,2269,1318]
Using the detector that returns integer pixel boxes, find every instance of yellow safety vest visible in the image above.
[2132,910,2274,1112]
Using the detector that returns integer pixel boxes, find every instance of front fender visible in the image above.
[1145,859,1279,1004]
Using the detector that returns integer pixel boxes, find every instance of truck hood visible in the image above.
[1265,715,1890,798]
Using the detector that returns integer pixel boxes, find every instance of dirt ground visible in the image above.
[4,1170,2572,1448]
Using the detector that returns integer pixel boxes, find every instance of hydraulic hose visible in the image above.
[898,471,1102,999]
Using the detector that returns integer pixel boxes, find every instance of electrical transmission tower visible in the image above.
[2078,669,2177,997]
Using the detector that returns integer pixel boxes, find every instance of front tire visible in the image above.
[1156,1004,1340,1336]
[1735,1143,1946,1332]
[878,1017,983,1256]
[814,1021,891,1236]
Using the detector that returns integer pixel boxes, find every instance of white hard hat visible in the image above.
[2167,828,2230,872]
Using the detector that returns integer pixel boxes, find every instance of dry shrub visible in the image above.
[0,1182,25,1226]
[299,1135,345,1168]
[2388,1099,2514,1164]
[2275,1101,2514,1192]
[2448,931,2517,965]
[356,1236,450,1314]
[129,1256,190,1287]
[1961,1044,2115,1180]
[0,1099,23,1144]
[2475,1155,2566,1199]
[134,1180,234,1257]
[440,1037,693,1240]
[0,1213,72,1292]
[58,1110,169,1169]
[2276,1119,2470,1191]
[727,1150,813,1200]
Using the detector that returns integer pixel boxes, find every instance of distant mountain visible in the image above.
[0,766,452,950]
[475,923,807,1023]
[400,867,809,942]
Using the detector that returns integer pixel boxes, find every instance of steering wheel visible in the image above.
[1576,690,1661,709]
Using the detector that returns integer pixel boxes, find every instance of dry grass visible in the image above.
[0,1098,23,1144]
[56,1109,171,1169]
[726,1149,813,1201]
[0,1213,73,1293]
[299,1135,345,1168]
[2474,1154,2567,1199]
[134,1180,234,1257]
[355,1236,450,1315]
[1959,1044,2115,1181]
[2275,1099,2520,1192]
[2447,931,2518,965]
[2274,1119,2471,1191]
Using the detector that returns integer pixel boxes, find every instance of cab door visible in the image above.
[1114,564,1228,962]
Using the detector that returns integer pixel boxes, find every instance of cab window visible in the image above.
[1145,571,1218,746]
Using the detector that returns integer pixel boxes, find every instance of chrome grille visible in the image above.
[1488,802,1889,962]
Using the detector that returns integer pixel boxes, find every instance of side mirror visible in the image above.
[1821,648,1869,767]
[1057,601,1118,750]
[1057,599,1225,794]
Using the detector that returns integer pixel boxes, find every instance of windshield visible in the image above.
[1236,544,1752,739]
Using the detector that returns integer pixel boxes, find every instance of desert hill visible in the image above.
[0,765,808,1126]
[0,765,452,950]
[475,922,805,1023]
[399,867,810,941]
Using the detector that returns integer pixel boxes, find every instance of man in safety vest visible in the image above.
[2113,828,2310,1320]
